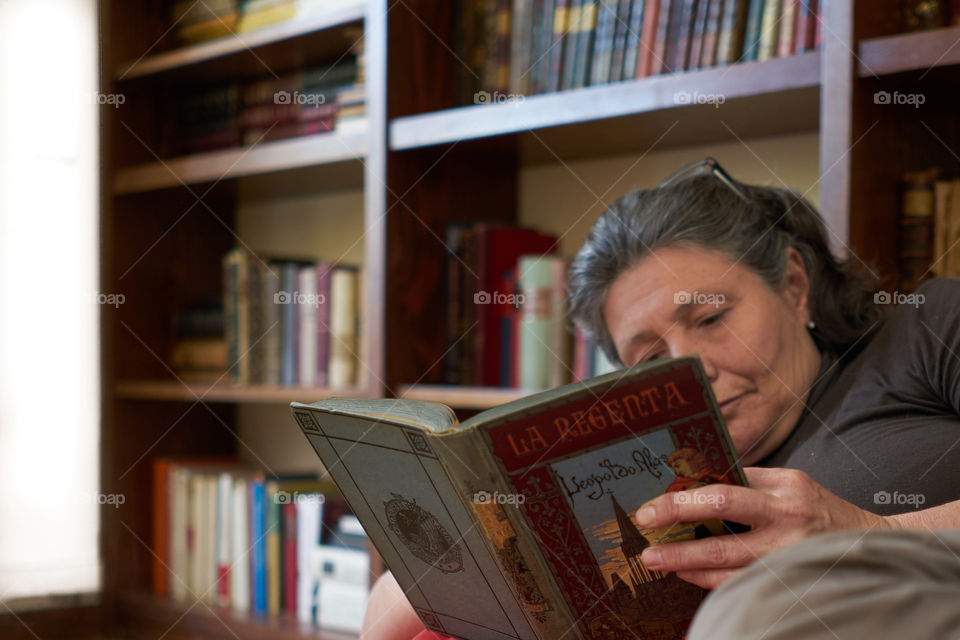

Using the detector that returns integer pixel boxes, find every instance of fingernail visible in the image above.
[636,506,655,527]
[642,548,661,567]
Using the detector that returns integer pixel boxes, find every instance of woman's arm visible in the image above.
[360,571,427,640]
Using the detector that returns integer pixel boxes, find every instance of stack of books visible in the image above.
[223,248,361,389]
[897,168,960,291]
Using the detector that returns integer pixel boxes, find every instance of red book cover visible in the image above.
[636,0,662,77]
[813,0,821,47]
[283,502,298,614]
[804,0,818,50]
[151,459,172,595]
[473,227,557,386]
[482,357,747,638]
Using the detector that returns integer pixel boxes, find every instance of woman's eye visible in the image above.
[699,310,726,327]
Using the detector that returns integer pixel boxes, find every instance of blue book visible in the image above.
[250,477,267,615]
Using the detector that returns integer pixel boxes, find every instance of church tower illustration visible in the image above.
[611,494,664,588]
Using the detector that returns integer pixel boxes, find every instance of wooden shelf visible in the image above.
[113,129,368,194]
[398,384,535,410]
[390,51,820,162]
[115,380,369,404]
[114,591,358,640]
[859,26,960,77]
[115,3,366,81]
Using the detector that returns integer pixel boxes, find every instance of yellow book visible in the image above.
[238,2,297,32]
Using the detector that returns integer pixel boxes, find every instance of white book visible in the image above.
[187,473,204,599]
[216,472,233,607]
[169,467,190,601]
[329,267,358,389]
[312,546,370,634]
[202,476,219,604]
[231,476,251,613]
[295,498,323,624]
[298,266,318,387]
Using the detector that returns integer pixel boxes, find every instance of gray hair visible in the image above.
[568,174,885,365]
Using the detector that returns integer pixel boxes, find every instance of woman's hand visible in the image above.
[634,467,898,590]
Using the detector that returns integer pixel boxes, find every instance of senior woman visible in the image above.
[362,159,960,640]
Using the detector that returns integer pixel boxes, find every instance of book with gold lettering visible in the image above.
[290,355,746,640]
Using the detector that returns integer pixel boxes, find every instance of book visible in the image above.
[756,0,781,61]
[290,356,748,640]
[716,0,749,64]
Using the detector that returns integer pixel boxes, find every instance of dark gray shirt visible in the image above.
[758,278,960,516]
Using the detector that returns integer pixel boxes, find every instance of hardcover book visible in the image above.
[290,356,747,640]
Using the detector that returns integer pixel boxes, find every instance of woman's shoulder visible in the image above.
[880,277,960,335]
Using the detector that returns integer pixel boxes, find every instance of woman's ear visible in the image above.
[781,247,811,320]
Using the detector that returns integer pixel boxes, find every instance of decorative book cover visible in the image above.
[291,356,746,640]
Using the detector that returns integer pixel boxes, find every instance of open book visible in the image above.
[290,356,746,640]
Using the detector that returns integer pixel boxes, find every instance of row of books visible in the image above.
[171,0,364,44]
[443,224,618,389]
[897,168,960,291]
[176,57,365,155]
[223,249,361,388]
[456,0,822,102]
[151,459,370,631]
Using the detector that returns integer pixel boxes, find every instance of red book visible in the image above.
[636,0,662,77]
[473,227,557,387]
[804,0,819,51]
[282,502,298,614]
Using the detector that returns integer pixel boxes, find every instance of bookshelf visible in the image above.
[95,0,960,638]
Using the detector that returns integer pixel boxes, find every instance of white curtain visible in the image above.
[0,0,100,600]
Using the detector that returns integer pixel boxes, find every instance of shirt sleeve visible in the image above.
[913,278,960,416]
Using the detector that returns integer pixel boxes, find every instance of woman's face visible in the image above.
[603,246,821,465]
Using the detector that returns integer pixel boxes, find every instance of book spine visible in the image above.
[283,502,299,615]
[216,472,232,607]
[548,258,571,388]
[329,267,359,389]
[231,477,251,612]
[297,266,319,387]
[518,256,556,389]
[534,0,557,93]
[262,265,282,385]
[609,0,632,81]
[741,0,765,62]
[295,497,321,623]
[560,0,583,90]
[251,478,267,615]
[589,0,617,84]
[700,0,724,67]
[674,0,699,71]
[444,225,465,384]
[653,0,678,74]
[509,0,534,95]
[621,0,647,79]
[315,263,332,388]
[573,0,598,88]
[247,259,265,384]
[152,460,171,596]
[170,467,190,601]
[546,0,571,92]
[757,0,781,61]
[266,483,283,615]
[716,0,748,64]
[688,0,711,70]
[635,0,661,77]
[778,0,798,57]
[280,263,298,386]
[804,0,818,51]
[496,0,513,92]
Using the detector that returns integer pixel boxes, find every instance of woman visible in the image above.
[362,158,960,640]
